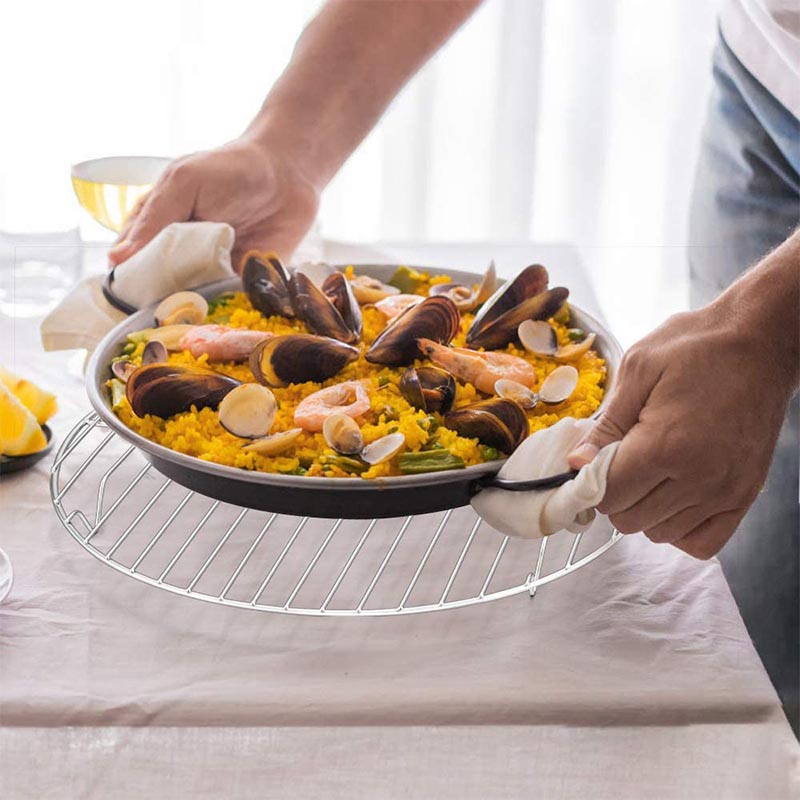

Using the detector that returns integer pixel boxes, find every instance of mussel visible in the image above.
[289,270,362,344]
[242,251,294,318]
[465,265,569,350]
[399,366,456,414]
[444,397,528,454]
[154,291,208,326]
[249,334,359,387]
[518,320,596,362]
[429,260,497,311]
[126,364,240,419]
[365,296,460,367]
[218,383,276,438]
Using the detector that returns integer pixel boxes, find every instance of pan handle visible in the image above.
[470,469,578,497]
[102,269,139,315]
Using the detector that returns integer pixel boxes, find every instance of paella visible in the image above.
[106,256,606,480]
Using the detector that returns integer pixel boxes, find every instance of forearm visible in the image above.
[713,228,800,392]
[244,0,482,187]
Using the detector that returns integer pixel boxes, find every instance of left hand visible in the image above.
[567,301,794,559]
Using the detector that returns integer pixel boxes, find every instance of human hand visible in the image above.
[108,134,320,270]
[567,299,795,559]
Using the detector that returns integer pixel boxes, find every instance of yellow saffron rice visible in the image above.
[111,267,606,479]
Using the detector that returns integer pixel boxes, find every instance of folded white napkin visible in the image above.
[41,221,236,354]
[471,417,619,539]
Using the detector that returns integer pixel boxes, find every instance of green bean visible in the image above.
[398,450,465,474]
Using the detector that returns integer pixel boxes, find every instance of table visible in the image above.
[1,242,797,799]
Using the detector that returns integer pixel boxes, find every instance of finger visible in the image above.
[567,367,654,469]
[608,478,694,534]
[108,175,195,265]
[597,422,668,515]
[642,504,711,544]
[671,507,746,560]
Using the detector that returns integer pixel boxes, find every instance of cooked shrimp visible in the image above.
[417,338,535,394]
[374,293,424,321]
[294,380,372,432]
[179,325,272,362]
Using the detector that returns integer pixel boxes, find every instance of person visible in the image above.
[109,0,799,722]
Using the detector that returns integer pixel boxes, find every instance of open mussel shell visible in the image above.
[539,365,579,404]
[249,334,359,387]
[465,264,569,350]
[218,383,276,439]
[444,398,528,455]
[154,291,208,326]
[365,296,460,367]
[242,251,294,318]
[399,366,456,414]
[323,412,365,455]
[361,432,405,465]
[289,271,362,344]
[126,364,240,419]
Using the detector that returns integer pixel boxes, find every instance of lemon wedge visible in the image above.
[0,381,47,456]
[0,365,58,424]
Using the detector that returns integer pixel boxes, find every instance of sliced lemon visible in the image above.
[0,365,58,424]
[0,381,47,456]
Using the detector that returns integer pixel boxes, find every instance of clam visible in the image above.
[399,366,456,413]
[141,339,168,366]
[218,383,276,439]
[429,260,497,311]
[374,294,424,321]
[365,296,460,367]
[126,364,240,419]
[249,334,359,387]
[154,291,208,326]
[361,432,405,465]
[465,265,569,350]
[289,270,362,344]
[349,274,400,305]
[518,320,597,362]
[323,413,364,455]
[111,359,137,383]
[494,378,538,409]
[243,428,303,455]
[444,397,529,455]
[242,251,294,318]
[539,365,579,404]
[143,324,198,351]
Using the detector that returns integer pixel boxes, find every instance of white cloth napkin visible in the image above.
[41,221,236,354]
[471,417,619,538]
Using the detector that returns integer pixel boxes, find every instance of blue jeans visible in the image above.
[689,35,800,734]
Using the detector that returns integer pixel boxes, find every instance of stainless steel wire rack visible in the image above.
[50,413,622,617]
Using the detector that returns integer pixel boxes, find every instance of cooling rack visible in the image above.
[50,413,622,617]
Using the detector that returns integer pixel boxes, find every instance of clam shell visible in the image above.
[141,339,168,366]
[323,413,365,455]
[518,320,558,356]
[111,359,137,383]
[539,365,579,404]
[242,428,303,456]
[361,433,405,465]
[350,275,400,305]
[218,383,277,439]
[365,296,460,367]
[242,251,294,318]
[494,378,538,409]
[154,291,208,326]
[249,334,359,387]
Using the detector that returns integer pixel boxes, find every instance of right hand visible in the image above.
[108,134,320,270]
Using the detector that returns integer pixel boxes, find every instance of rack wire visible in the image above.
[50,413,622,616]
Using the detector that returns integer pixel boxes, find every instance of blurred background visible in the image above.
[0,0,719,346]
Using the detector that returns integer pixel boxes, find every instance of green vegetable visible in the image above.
[378,375,391,387]
[553,302,571,325]
[280,466,307,476]
[567,328,586,343]
[320,454,367,474]
[207,292,236,314]
[480,445,503,461]
[388,265,426,294]
[398,450,465,474]
[388,425,399,434]
[417,415,439,432]
[126,330,150,345]
[121,342,136,356]
[381,405,399,421]
[109,378,127,409]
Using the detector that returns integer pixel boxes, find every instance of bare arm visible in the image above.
[110,0,482,266]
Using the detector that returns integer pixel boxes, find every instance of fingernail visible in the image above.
[568,442,598,467]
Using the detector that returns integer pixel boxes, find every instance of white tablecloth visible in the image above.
[0,242,797,799]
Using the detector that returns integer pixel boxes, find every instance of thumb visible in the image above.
[567,380,646,469]
[108,173,194,265]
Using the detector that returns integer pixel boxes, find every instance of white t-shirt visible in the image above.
[720,0,800,118]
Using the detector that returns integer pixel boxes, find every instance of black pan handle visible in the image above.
[102,269,139,315]
[470,469,578,497]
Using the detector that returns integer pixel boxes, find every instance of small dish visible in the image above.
[0,425,54,475]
